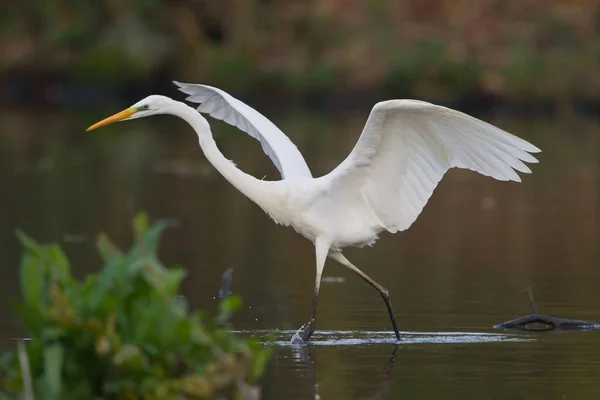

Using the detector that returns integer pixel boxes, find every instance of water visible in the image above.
[1,108,599,398]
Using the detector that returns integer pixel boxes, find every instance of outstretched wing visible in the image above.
[174,81,312,179]
[318,100,541,233]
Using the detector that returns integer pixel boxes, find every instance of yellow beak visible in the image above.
[86,108,137,131]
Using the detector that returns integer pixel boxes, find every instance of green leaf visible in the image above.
[42,328,64,344]
[215,294,243,326]
[16,229,43,256]
[133,211,150,243]
[86,259,121,312]
[44,344,64,399]
[138,220,167,257]
[48,244,71,282]
[178,312,210,346]
[96,233,122,262]
[19,253,44,311]
[219,294,242,316]
[49,281,75,327]
[142,263,186,297]
[249,346,272,384]
[132,301,158,343]
[112,344,148,372]
[14,302,42,330]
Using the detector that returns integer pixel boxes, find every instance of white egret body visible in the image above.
[87,83,541,341]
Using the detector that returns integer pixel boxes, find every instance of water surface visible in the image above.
[0,109,599,398]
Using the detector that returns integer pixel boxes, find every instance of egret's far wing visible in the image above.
[174,81,312,179]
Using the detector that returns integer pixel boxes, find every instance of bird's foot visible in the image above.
[290,319,315,344]
[300,319,314,341]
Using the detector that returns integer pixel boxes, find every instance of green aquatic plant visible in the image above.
[0,213,271,399]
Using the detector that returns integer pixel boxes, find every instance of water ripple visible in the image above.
[233,330,535,346]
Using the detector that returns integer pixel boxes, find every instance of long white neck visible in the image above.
[167,100,283,213]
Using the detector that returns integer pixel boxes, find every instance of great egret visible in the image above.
[87,82,541,342]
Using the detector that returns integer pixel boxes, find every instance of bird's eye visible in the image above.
[140,105,150,110]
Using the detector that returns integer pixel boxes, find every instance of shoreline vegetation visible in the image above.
[0,213,270,399]
[1,1,599,114]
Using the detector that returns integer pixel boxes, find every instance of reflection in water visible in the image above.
[365,345,400,400]
[290,344,399,400]
[291,345,319,400]
[243,330,535,398]
[1,110,600,398]
[286,342,400,400]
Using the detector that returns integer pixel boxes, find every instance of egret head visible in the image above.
[86,95,175,131]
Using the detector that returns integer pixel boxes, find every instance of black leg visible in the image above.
[297,240,329,342]
[379,288,401,340]
[300,285,319,341]
[331,252,401,341]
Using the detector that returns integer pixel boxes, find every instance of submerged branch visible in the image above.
[494,288,600,332]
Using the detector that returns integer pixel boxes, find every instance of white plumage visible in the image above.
[317,99,539,234]
[174,81,312,179]
[87,84,541,342]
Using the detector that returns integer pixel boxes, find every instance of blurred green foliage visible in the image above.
[0,212,271,399]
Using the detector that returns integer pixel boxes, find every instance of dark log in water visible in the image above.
[494,288,600,332]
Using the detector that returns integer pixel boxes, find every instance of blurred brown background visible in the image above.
[1,0,600,109]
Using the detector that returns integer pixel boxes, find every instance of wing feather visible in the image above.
[173,81,312,179]
[319,100,541,233]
